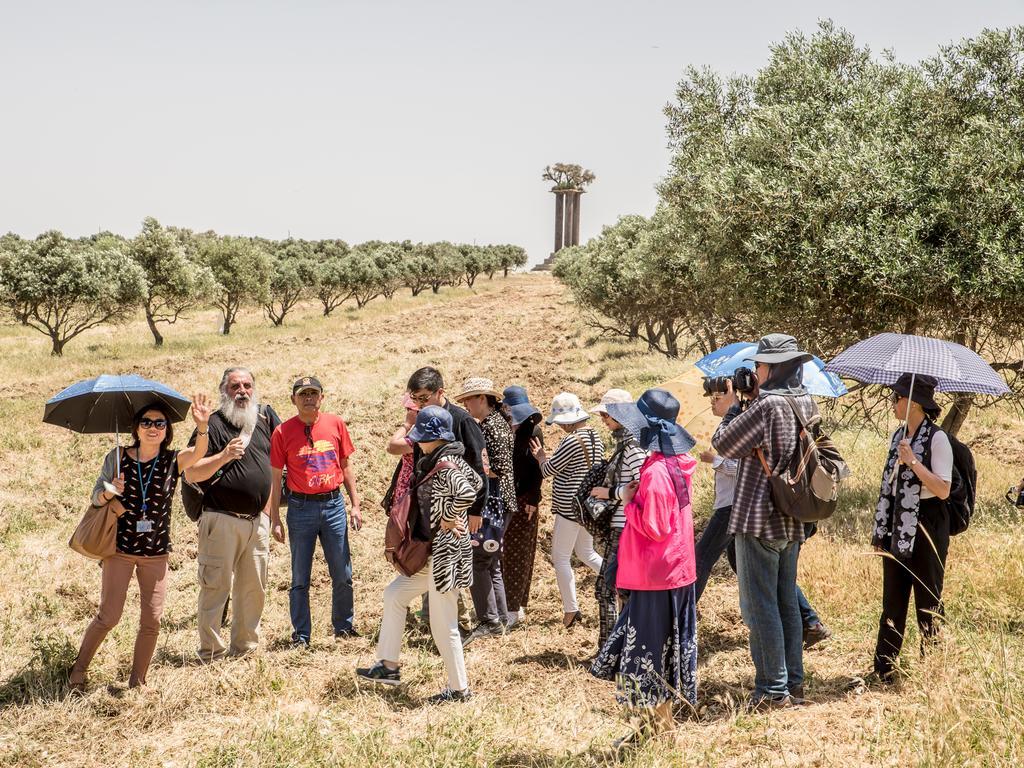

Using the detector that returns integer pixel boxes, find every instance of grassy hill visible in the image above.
[0,273,1021,767]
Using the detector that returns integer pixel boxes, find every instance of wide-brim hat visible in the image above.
[407,405,456,442]
[502,385,541,426]
[604,401,648,442]
[635,388,696,455]
[745,333,813,365]
[452,376,502,403]
[545,392,590,425]
[891,373,941,416]
[591,388,633,415]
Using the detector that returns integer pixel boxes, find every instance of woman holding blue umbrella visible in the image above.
[69,394,212,692]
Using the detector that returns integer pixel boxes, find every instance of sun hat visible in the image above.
[633,388,696,455]
[452,376,502,403]
[591,388,633,415]
[603,401,648,442]
[744,333,813,365]
[545,392,590,426]
[407,405,456,443]
[890,373,941,418]
[502,385,541,427]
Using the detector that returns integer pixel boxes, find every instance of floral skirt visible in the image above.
[590,583,698,708]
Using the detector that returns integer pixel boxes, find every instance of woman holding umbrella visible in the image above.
[69,395,212,691]
[871,373,952,682]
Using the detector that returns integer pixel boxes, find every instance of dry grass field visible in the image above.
[1,273,1022,767]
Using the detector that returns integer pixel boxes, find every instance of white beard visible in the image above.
[220,391,261,432]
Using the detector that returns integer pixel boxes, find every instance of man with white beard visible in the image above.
[185,367,282,660]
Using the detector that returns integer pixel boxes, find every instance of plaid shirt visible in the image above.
[711,393,818,542]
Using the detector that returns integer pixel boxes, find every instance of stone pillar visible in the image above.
[563,192,575,249]
[570,190,582,246]
[553,191,564,253]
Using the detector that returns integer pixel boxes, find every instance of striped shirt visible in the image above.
[606,429,648,530]
[712,394,817,542]
[541,426,604,520]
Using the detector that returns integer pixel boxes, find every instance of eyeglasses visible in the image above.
[140,418,168,429]
[304,424,314,449]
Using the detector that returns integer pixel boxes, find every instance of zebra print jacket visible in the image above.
[415,442,484,593]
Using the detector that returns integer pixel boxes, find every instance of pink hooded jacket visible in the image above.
[615,452,697,591]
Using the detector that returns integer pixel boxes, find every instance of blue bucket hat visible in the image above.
[635,388,696,456]
[502,385,541,427]
[407,405,456,443]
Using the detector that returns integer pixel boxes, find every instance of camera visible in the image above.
[1006,483,1024,507]
[702,367,758,397]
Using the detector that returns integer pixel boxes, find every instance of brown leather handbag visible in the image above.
[69,498,125,561]
[384,461,454,577]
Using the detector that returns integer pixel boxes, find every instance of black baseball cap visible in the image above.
[292,376,323,395]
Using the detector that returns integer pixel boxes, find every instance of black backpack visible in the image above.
[946,433,976,536]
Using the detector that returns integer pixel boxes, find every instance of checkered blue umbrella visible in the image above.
[824,333,1009,395]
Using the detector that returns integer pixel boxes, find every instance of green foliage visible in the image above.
[0,230,147,355]
[202,236,273,335]
[311,239,352,315]
[557,21,1024,434]
[129,217,217,345]
[265,239,317,326]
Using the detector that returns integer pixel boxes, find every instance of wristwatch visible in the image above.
[910,459,918,467]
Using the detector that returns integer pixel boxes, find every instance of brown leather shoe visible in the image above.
[746,693,793,712]
[803,622,833,649]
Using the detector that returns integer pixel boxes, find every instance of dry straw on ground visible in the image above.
[0,274,1021,767]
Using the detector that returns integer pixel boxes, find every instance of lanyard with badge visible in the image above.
[135,455,158,533]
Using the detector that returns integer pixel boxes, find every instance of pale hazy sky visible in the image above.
[2,1,1021,265]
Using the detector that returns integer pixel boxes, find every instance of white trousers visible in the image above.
[375,559,468,692]
[551,515,603,613]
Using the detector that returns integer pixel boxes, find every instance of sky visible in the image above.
[1,1,1021,266]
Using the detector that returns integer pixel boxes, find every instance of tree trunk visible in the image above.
[50,334,65,356]
[145,306,164,347]
[940,394,974,437]
[504,267,509,277]
[222,309,233,335]
[431,284,440,294]
[466,273,477,288]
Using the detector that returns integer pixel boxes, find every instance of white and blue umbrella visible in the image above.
[824,333,1009,395]
[695,342,848,398]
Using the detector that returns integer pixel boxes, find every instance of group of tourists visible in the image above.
[67,332,970,745]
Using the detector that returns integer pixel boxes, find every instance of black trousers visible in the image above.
[874,497,950,678]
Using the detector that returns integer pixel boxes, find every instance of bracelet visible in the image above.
[197,430,209,436]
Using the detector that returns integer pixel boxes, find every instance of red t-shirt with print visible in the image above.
[270,413,355,494]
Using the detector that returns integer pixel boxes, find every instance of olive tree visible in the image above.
[129,217,216,346]
[0,231,147,355]
[202,236,272,334]
[264,239,317,326]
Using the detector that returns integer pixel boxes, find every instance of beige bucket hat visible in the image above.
[452,376,502,403]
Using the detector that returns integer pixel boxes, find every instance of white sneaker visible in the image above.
[518,608,525,621]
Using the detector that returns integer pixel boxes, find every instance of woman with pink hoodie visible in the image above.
[590,388,698,746]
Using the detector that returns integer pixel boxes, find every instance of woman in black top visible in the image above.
[69,397,211,691]
[499,386,544,620]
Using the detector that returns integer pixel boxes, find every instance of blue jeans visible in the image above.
[695,508,821,627]
[734,533,803,699]
[286,494,353,642]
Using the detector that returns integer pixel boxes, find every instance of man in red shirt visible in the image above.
[270,376,362,647]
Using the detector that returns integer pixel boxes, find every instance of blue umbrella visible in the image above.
[43,374,192,434]
[695,342,848,398]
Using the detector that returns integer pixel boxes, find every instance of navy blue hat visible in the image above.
[635,388,696,456]
[407,405,456,443]
[502,385,541,427]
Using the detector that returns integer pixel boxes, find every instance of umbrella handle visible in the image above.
[892,373,916,496]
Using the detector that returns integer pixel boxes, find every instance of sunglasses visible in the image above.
[304,424,314,449]
[139,418,168,430]
[409,392,434,405]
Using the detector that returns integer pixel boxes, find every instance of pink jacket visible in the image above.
[616,452,697,591]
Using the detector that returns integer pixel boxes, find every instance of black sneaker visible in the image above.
[335,628,361,640]
[803,622,833,649]
[425,687,472,704]
[355,661,402,686]
[291,637,310,650]
[461,621,503,648]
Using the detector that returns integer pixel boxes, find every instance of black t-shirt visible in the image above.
[117,448,179,556]
[188,405,281,517]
